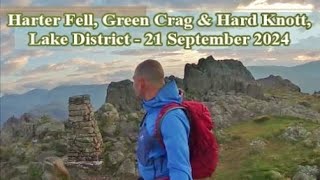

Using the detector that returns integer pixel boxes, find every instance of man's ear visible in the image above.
[140,77,146,88]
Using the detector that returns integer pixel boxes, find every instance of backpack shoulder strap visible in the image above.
[154,103,186,148]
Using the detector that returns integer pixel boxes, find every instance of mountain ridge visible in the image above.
[0,84,107,123]
[1,60,319,123]
[248,60,320,93]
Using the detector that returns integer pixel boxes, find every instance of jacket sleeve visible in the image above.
[160,109,192,180]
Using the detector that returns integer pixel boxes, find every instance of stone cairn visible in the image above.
[67,95,103,164]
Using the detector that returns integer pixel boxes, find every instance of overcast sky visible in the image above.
[1,0,319,95]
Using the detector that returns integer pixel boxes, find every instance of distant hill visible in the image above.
[1,60,319,124]
[0,84,107,124]
[248,61,320,93]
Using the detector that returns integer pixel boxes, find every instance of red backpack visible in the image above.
[154,101,219,179]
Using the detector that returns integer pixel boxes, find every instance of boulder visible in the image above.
[107,151,125,165]
[292,165,319,180]
[249,139,266,154]
[0,114,37,144]
[105,80,142,112]
[35,121,65,140]
[281,126,311,142]
[184,55,264,99]
[95,103,120,137]
[204,94,320,129]
[313,91,320,97]
[304,128,320,148]
[117,158,136,177]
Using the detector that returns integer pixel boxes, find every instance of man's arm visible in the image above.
[160,110,192,180]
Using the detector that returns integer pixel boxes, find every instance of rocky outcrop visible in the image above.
[203,93,320,128]
[94,100,142,178]
[249,139,266,154]
[105,77,184,113]
[293,165,320,180]
[102,56,320,129]
[0,113,37,144]
[313,91,320,97]
[257,75,301,92]
[2,113,35,129]
[184,55,264,99]
[95,103,120,138]
[105,80,141,112]
[304,128,320,148]
[280,126,310,142]
[67,95,103,162]
[35,120,65,141]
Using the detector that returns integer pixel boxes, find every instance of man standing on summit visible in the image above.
[133,59,192,180]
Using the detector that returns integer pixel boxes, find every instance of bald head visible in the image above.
[134,59,164,85]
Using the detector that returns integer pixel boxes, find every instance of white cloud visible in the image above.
[1,50,53,75]
[236,0,314,11]
[294,54,320,61]
[148,49,209,77]
[18,58,131,77]
[4,57,137,93]
[1,51,203,94]
[2,48,320,95]
[264,57,277,61]
[19,63,68,76]
[0,56,29,75]
[0,33,15,58]
[267,0,320,10]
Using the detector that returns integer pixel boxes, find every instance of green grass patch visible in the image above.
[214,116,320,180]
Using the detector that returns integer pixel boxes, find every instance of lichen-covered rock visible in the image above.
[304,128,320,148]
[14,165,28,175]
[204,94,320,129]
[249,139,266,154]
[117,158,136,177]
[107,151,125,165]
[184,55,264,99]
[35,121,65,141]
[313,91,320,97]
[95,103,120,137]
[118,117,139,138]
[0,113,38,144]
[105,80,141,112]
[281,126,311,142]
[292,165,320,180]
[97,103,120,120]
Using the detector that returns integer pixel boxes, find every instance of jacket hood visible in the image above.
[142,80,182,112]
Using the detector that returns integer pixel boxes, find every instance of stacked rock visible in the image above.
[67,95,103,162]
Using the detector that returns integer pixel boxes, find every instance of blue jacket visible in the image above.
[136,80,192,180]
